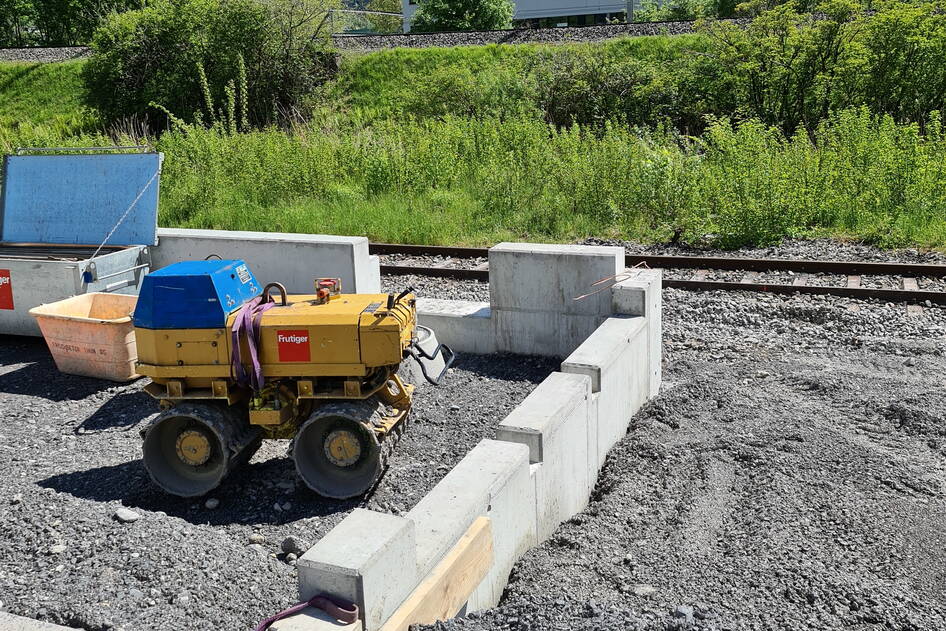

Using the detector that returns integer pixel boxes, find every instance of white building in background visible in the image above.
[402,0,629,31]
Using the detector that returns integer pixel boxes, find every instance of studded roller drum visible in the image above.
[141,402,262,497]
[293,398,398,499]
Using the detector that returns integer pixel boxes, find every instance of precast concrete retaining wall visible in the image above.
[419,241,655,360]
[281,243,662,631]
[150,228,381,294]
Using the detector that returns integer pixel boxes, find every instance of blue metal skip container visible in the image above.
[134,260,262,330]
[0,149,162,336]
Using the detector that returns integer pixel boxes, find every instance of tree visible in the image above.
[0,0,36,46]
[699,0,863,133]
[410,0,513,32]
[365,0,403,34]
[0,0,143,46]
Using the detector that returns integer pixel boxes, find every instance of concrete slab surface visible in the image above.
[0,613,80,631]
[268,606,362,631]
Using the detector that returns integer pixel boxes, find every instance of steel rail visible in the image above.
[665,279,946,305]
[380,264,945,305]
[626,255,946,277]
[369,242,946,278]
[374,243,946,305]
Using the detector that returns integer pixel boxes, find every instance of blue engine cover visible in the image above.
[134,260,261,329]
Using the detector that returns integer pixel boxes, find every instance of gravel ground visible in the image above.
[423,287,946,630]
[333,20,736,51]
[381,253,488,270]
[4,238,942,630]
[0,20,716,63]
[0,47,89,63]
[0,337,555,630]
[384,274,491,302]
[589,236,946,265]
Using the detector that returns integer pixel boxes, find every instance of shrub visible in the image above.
[83,0,339,127]
[410,0,514,32]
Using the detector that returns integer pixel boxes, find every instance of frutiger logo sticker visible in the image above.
[277,330,310,362]
[0,270,13,310]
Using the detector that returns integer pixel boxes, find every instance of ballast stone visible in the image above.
[114,507,140,523]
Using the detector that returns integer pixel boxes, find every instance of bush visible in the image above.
[83,0,339,128]
[410,0,514,32]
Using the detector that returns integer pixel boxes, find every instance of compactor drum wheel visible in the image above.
[141,402,262,497]
[293,400,389,499]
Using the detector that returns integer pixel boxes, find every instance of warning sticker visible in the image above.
[0,270,13,310]
[236,264,251,284]
[276,330,310,362]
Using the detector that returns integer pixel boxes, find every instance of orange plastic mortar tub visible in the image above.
[29,293,139,382]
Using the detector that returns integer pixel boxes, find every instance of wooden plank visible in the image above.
[740,271,760,284]
[846,275,860,289]
[379,517,493,631]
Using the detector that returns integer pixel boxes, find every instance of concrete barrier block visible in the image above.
[488,242,623,317]
[406,439,535,611]
[492,308,604,358]
[417,298,494,355]
[587,391,600,489]
[365,255,382,293]
[562,316,649,467]
[496,372,593,541]
[151,228,379,294]
[298,509,416,630]
[612,268,662,397]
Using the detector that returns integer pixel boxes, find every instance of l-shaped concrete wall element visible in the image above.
[150,228,381,294]
[285,247,662,631]
[419,242,656,360]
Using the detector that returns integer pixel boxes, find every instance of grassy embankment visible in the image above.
[1,35,945,249]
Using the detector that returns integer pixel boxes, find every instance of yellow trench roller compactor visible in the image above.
[133,260,453,498]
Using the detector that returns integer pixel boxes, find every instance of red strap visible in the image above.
[254,594,359,631]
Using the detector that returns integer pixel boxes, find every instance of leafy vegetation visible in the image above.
[410,0,514,32]
[83,0,339,127]
[323,2,946,134]
[3,107,944,249]
[2,2,946,250]
[0,0,142,46]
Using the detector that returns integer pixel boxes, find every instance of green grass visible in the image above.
[149,110,946,249]
[1,34,946,250]
[0,60,99,138]
[319,34,708,123]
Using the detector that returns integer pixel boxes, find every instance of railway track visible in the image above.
[371,242,946,309]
